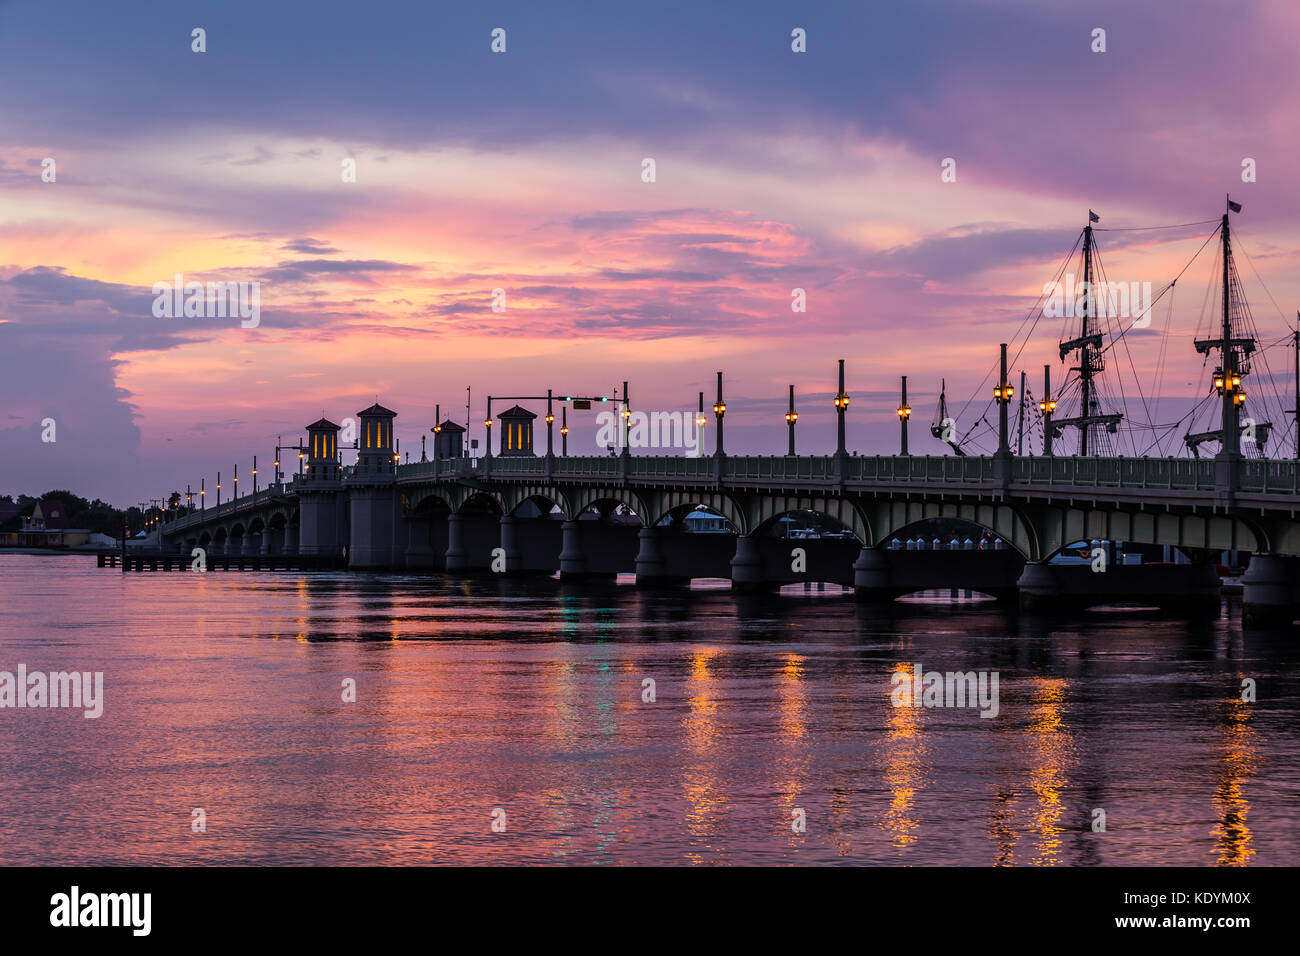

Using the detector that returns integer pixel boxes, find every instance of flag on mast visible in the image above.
[1228,198,1243,213]
[1088,210,1100,222]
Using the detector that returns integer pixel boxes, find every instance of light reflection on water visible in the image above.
[0,554,1294,866]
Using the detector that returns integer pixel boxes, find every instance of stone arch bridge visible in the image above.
[159,452,1300,621]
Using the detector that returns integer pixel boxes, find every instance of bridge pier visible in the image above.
[299,493,343,558]
[1242,554,1300,625]
[1018,560,1220,615]
[442,512,501,572]
[444,513,470,571]
[348,487,397,569]
[635,527,688,587]
[730,534,776,593]
[558,519,588,580]
[555,517,632,580]
[852,547,893,602]
[283,519,298,556]
[405,515,438,570]
[498,515,524,575]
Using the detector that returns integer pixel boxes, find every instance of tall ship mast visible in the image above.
[1184,197,1270,458]
[929,379,967,455]
[1051,212,1123,455]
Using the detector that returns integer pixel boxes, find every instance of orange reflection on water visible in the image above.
[681,648,726,863]
[775,654,809,845]
[1211,691,1258,866]
[543,658,580,743]
[1025,676,1073,866]
[777,654,807,742]
[881,662,927,851]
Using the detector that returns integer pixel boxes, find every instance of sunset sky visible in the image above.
[4,0,1300,505]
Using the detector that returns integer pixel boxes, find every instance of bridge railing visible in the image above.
[724,455,835,480]
[386,453,1300,492]
[632,456,714,478]
[1010,456,1219,489]
[847,456,996,482]
[1241,458,1300,493]
[162,484,287,534]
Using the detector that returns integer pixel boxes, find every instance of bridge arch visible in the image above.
[457,491,504,516]
[865,499,1038,560]
[498,483,572,519]
[567,486,651,524]
[747,494,870,545]
[1033,504,1265,557]
[648,490,748,535]
[406,489,457,515]
[881,516,1010,551]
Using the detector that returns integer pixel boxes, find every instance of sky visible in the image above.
[3,0,1300,505]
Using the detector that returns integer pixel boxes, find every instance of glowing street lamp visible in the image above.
[834,358,849,457]
[713,372,726,457]
[897,375,911,455]
[785,384,798,455]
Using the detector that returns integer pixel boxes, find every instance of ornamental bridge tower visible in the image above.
[298,416,345,557]
[348,402,400,568]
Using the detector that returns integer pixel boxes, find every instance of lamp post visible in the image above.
[621,381,631,456]
[696,392,706,448]
[1038,364,1056,456]
[216,472,221,507]
[545,388,555,458]
[561,407,569,456]
[252,455,258,494]
[993,343,1014,456]
[432,406,441,475]
[233,463,239,500]
[713,372,726,457]
[897,376,911,455]
[834,359,850,457]
[785,384,798,455]
[200,477,205,510]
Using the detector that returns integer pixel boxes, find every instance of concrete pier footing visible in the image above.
[1017,560,1221,615]
[1242,554,1300,625]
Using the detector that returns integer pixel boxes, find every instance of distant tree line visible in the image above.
[0,490,192,536]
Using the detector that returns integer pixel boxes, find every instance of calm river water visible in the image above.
[1,553,1297,865]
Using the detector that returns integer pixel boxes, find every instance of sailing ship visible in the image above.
[1183,198,1271,457]
[1045,211,1124,455]
[929,379,966,455]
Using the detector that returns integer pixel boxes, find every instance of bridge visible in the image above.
[144,207,1300,622]
[155,396,1300,623]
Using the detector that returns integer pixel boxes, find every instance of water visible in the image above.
[1,553,1297,866]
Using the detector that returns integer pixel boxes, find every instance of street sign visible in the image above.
[573,399,591,410]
